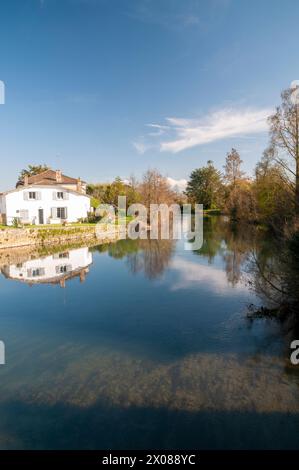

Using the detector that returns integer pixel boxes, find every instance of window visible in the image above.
[24,191,41,200]
[53,191,68,200]
[57,207,67,219]
[27,268,45,277]
[53,252,69,259]
[55,264,72,274]
[51,207,68,219]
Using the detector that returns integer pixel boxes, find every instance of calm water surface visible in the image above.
[0,217,298,449]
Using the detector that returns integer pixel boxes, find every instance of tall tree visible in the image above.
[139,169,175,211]
[254,149,294,228]
[223,148,244,188]
[185,161,223,209]
[268,86,299,217]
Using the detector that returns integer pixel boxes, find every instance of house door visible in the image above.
[38,209,44,225]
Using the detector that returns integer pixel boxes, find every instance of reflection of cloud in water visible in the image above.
[1,348,298,414]
[169,257,248,294]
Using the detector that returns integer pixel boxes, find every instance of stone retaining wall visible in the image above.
[0,225,121,250]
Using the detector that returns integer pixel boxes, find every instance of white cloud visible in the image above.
[146,123,169,137]
[169,257,247,293]
[166,177,187,192]
[150,107,272,153]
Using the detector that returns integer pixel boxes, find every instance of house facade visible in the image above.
[0,169,91,225]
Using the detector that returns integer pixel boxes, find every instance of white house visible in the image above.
[1,247,93,287]
[0,169,91,225]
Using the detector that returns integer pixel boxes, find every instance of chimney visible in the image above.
[80,270,86,283]
[56,170,62,183]
[24,175,29,186]
[77,177,82,193]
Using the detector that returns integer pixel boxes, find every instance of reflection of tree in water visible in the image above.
[249,233,299,321]
[193,216,263,286]
[91,238,175,279]
[194,216,224,262]
[127,239,175,280]
[91,238,140,259]
[222,223,262,287]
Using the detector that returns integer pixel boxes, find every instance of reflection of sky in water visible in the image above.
[0,218,299,449]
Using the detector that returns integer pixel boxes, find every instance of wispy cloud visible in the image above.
[125,0,231,32]
[146,124,169,137]
[132,140,150,155]
[142,107,272,153]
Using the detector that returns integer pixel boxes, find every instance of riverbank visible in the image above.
[0,237,113,270]
[0,224,123,250]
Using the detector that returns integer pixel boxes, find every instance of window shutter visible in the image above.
[64,207,68,219]
[36,192,41,200]
[52,191,57,200]
[51,207,57,218]
[20,210,29,222]
[64,192,69,200]
[23,192,29,200]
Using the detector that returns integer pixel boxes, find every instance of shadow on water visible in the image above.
[1,400,299,450]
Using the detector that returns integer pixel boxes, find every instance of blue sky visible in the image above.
[0,0,298,190]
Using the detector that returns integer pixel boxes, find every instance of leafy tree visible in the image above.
[254,150,293,228]
[90,197,100,209]
[18,164,49,182]
[87,176,141,209]
[86,183,109,201]
[225,180,257,221]
[103,177,126,208]
[185,161,223,209]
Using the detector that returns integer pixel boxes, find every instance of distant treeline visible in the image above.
[88,87,299,236]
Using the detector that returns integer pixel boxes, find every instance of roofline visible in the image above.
[17,169,86,185]
[1,184,91,198]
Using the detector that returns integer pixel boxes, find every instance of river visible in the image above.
[0,216,298,449]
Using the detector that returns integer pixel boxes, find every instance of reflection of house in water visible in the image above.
[1,247,92,288]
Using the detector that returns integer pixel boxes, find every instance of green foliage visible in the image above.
[87,177,142,209]
[254,155,294,229]
[185,161,224,210]
[12,217,20,228]
[91,197,100,209]
[19,164,49,182]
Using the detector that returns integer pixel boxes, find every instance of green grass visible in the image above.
[29,223,97,228]
[0,224,19,230]
[0,217,133,230]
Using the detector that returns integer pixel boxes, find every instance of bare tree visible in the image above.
[139,169,176,211]
[223,148,245,189]
[268,87,299,217]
